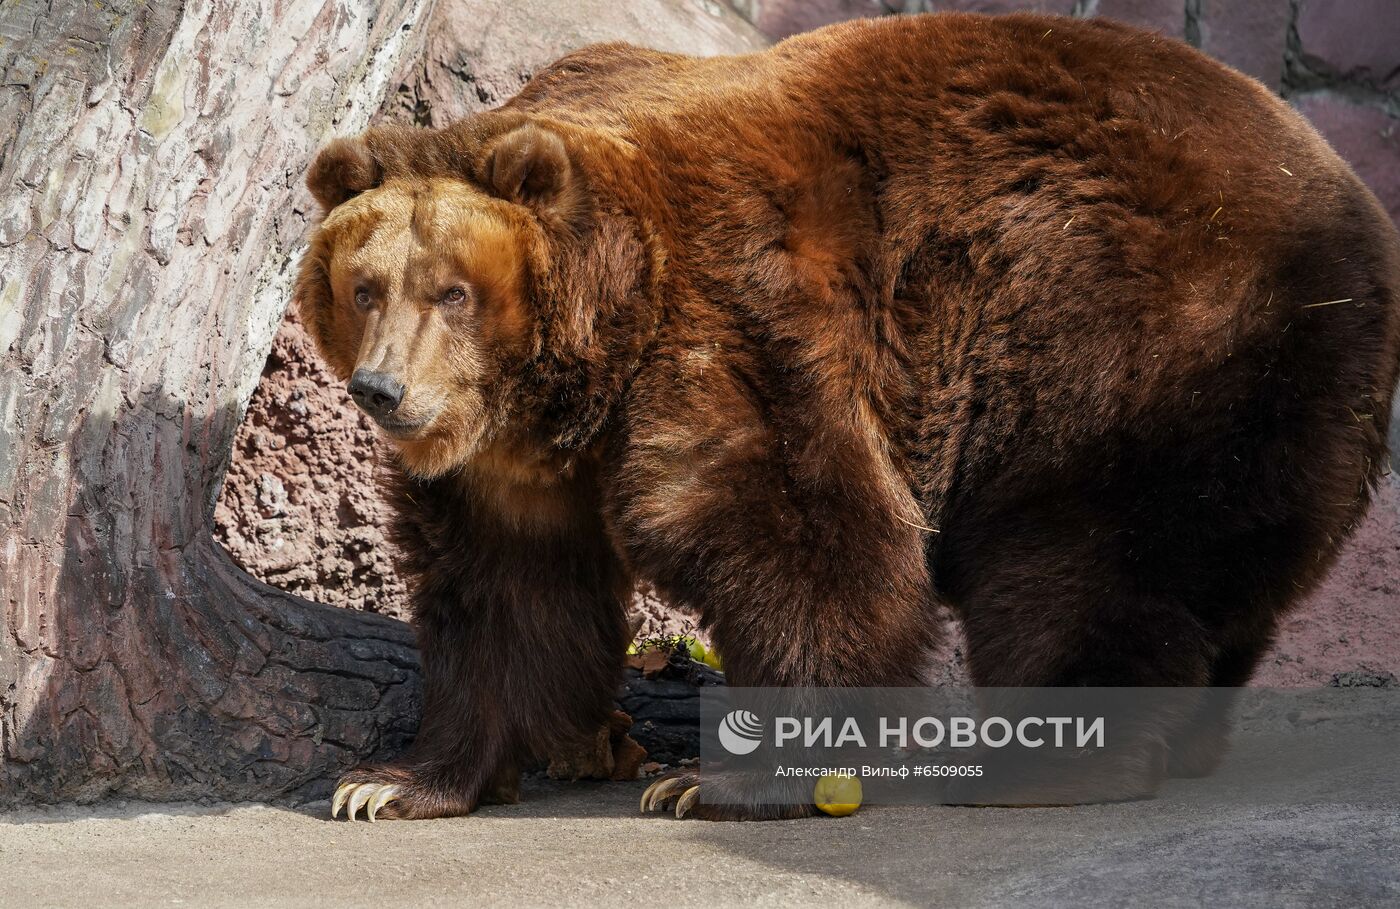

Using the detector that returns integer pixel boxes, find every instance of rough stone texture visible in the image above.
[729,0,892,40]
[1197,0,1291,88]
[1257,478,1400,686]
[1295,0,1400,93]
[1092,0,1183,39]
[215,314,408,619]
[1294,94,1400,225]
[917,1,1076,14]
[1283,1,1400,328]
[387,0,766,127]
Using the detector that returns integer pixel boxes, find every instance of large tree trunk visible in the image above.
[0,0,435,807]
[0,0,765,808]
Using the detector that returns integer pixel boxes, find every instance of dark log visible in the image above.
[621,658,727,766]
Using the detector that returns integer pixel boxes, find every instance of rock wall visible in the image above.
[215,0,1400,684]
[214,312,409,618]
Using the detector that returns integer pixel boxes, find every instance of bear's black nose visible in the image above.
[347,368,406,419]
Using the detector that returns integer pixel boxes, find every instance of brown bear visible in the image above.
[296,13,1400,821]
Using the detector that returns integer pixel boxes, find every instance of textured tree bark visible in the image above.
[0,0,764,809]
[0,0,435,807]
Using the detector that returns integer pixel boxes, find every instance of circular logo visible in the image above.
[717,709,764,755]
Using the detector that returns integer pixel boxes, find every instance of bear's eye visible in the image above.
[441,286,468,306]
[353,287,371,310]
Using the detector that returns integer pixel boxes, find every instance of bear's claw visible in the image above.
[639,777,684,813]
[640,776,702,818]
[332,782,400,822]
[674,785,702,819]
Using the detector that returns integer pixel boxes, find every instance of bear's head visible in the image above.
[294,121,622,480]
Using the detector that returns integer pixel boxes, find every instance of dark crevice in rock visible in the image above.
[1183,0,1202,49]
[1282,0,1399,116]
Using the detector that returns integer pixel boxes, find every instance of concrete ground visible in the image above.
[3,740,1396,909]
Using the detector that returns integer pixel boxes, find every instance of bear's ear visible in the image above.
[292,238,343,373]
[306,136,382,212]
[482,124,579,220]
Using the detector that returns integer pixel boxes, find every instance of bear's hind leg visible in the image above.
[949,530,1219,805]
[1164,635,1275,779]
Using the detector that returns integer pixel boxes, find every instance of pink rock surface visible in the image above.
[389,0,765,127]
[1295,94,1400,225]
[1197,0,1290,88]
[1093,0,1184,38]
[1296,0,1400,90]
[1256,479,1400,686]
[924,0,1076,14]
[215,313,410,618]
[734,0,890,41]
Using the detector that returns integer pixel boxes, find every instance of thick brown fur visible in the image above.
[297,14,1400,819]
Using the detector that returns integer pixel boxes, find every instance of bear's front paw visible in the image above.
[640,769,818,821]
[330,763,477,822]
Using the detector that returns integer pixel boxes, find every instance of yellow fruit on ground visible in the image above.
[813,772,862,817]
[703,647,723,671]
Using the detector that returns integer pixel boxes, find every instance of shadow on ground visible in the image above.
[5,709,1397,908]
